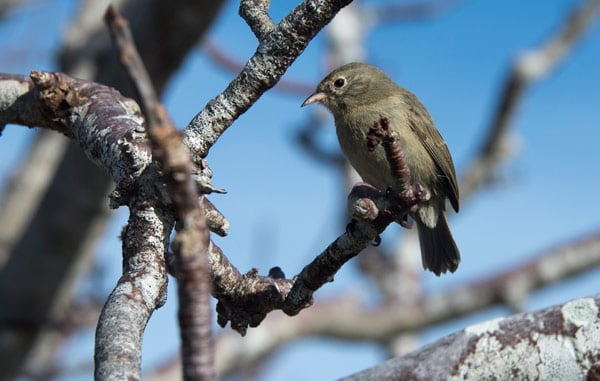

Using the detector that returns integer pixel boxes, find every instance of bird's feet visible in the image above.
[401,183,429,206]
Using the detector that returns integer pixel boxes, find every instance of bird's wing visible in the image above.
[407,102,460,212]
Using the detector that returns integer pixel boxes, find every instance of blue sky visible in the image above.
[1,0,600,380]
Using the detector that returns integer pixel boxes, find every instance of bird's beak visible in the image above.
[301,92,327,107]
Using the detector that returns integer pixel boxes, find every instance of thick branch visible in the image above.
[94,204,171,380]
[342,294,600,380]
[0,73,152,188]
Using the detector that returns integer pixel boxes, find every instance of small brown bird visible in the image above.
[302,62,460,275]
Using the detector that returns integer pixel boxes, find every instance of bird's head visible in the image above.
[301,62,395,115]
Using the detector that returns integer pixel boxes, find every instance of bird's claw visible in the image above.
[402,183,429,205]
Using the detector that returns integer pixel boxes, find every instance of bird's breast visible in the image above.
[335,109,437,193]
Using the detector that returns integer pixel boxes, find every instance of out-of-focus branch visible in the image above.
[295,115,346,167]
[0,130,67,267]
[106,6,214,379]
[460,0,600,200]
[342,294,600,380]
[371,0,464,24]
[0,0,27,19]
[184,0,354,163]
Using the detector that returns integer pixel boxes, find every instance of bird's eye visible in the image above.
[333,78,346,88]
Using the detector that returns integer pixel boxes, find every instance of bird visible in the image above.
[302,62,460,275]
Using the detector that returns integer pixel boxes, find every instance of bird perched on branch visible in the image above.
[302,62,460,275]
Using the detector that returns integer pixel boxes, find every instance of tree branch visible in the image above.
[371,0,464,24]
[210,229,600,375]
[105,6,215,379]
[94,204,171,380]
[183,0,353,163]
[239,0,276,40]
[460,0,600,200]
[342,294,600,380]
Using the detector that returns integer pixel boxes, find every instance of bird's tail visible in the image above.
[416,213,460,276]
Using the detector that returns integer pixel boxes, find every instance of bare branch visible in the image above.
[0,72,152,188]
[209,229,600,375]
[94,204,171,380]
[371,0,464,24]
[183,0,353,163]
[0,130,67,267]
[460,0,600,199]
[209,181,420,335]
[105,6,215,379]
[204,214,384,335]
